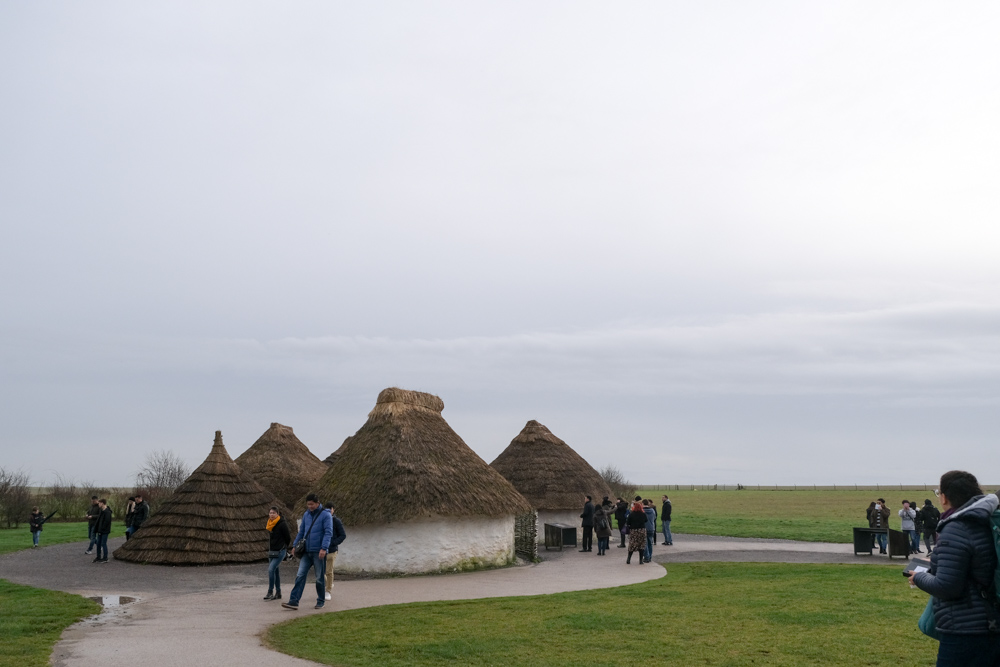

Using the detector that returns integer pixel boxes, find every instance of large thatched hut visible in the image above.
[235,422,325,507]
[300,387,533,575]
[490,420,612,542]
[114,431,294,565]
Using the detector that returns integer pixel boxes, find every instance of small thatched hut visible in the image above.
[235,423,326,507]
[300,387,533,575]
[322,436,352,467]
[114,431,294,565]
[490,420,613,542]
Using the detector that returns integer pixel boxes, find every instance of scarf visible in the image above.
[266,516,280,532]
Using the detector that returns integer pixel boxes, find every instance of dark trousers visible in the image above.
[96,533,109,560]
[935,632,1000,667]
[581,526,593,550]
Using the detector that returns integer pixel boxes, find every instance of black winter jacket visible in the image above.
[661,500,672,522]
[914,494,999,635]
[614,501,629,528]
[268,517,292,552]
[95,507,113,535]
[327,514,347,552]
[626,509,647,530]
[580,501,595,527]
[132,501,149,529]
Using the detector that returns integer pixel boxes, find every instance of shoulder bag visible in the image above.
[293,512,317,558]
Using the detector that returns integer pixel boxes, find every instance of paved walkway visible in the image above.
[0,534,872,666]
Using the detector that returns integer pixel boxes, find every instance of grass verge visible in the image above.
[0,523,126,556]
[0,579,100,667]
[635,488,934,543]
[267,562,934,666]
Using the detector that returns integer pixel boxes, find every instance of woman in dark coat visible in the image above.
[593,505,613,556]
[625,501,647,564]
[264,506,292,601]
[909,471,1000,666]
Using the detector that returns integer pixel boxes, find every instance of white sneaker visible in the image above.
[325,592,332,601]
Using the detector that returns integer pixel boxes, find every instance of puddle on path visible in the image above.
[88,595,136,607]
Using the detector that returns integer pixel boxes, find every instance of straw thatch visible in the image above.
[490,420,612,511]
[299,387,532,525]
[114,431,295,565]
[235,423,325,507]
[322,436,352,467]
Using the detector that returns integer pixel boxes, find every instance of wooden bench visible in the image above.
[852,527,909,558]
[543,523,578,551]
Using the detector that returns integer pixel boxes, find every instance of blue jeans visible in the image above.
[268,549,286,594]
[908,529,920,552]
[597,537,609,552]
[88,524,98,551]
[288,551,326,607]
[645,533,654,561]
[96,533,108,560]
[663,520,672,545]
[936,632,1000,667]
[876,532,887,551]
[32,531,40,546]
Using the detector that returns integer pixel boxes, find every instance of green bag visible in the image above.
[918,597,940,640]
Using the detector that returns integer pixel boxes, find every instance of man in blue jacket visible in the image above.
[642,500,656,563]
[283,493,333,611]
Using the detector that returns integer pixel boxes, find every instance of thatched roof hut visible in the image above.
[491,420,612,511]
[322,436,352,467]
[302,387,532,574]
[235,422,325,507]
[114,431,294,565]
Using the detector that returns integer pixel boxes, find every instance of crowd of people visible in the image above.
[579,493,673,564]
[865,495,941,555]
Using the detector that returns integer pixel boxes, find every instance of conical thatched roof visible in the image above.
[490,420,612,511]
[299,387,532,525]
[235,423,325,507]
[114,431,295,565]
[322,436,352,467]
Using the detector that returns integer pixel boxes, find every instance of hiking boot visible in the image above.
[281,602,298,610]
[273,592,281,600]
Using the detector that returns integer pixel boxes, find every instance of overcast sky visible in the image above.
[2,2,999,487]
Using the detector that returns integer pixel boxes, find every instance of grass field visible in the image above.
[0,522,126,556]
[632,488,938,543]
[0,579,100,667]
[267,561,933,666]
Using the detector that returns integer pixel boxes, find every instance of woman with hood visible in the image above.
[908,471,1000,665]
[264,506,292,601]
[593,504,613,556]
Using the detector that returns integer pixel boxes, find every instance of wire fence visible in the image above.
[633,483,999,492]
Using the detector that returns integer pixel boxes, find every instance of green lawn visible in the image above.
[0,522,126,556]
[267,562,933,666]
[0,579,101,667]
[634,488,934,543]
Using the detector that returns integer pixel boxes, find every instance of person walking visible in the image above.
[642,500,656,563]
[614,497,629,548]
[909,470,1000,666]
[264,506,292,601]
[625,499,647,564]
[283,494,333,611]
[661,495,673,546]
[123,497,136,540]
[93,499,112,563]
[919,499,941,554]
[899,500,918,555]
[323,502,347,601]
[84,496,100,555]
[29,507,44,548]
[593,504,612,555]
[129,493,149,537]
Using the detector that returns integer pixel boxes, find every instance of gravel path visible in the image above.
[0,533,884,666]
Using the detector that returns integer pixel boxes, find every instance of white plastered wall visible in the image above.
[535,509,583,544]
[335,515,515,575]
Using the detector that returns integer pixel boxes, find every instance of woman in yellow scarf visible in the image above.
[264,507,292,601]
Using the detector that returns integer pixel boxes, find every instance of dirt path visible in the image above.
[0,534,876,666]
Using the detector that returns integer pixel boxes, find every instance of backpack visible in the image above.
[596,515,610,532]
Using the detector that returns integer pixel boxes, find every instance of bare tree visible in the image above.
[598,464,636,501]
[135,450,190,495]
[0,467,32,528]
